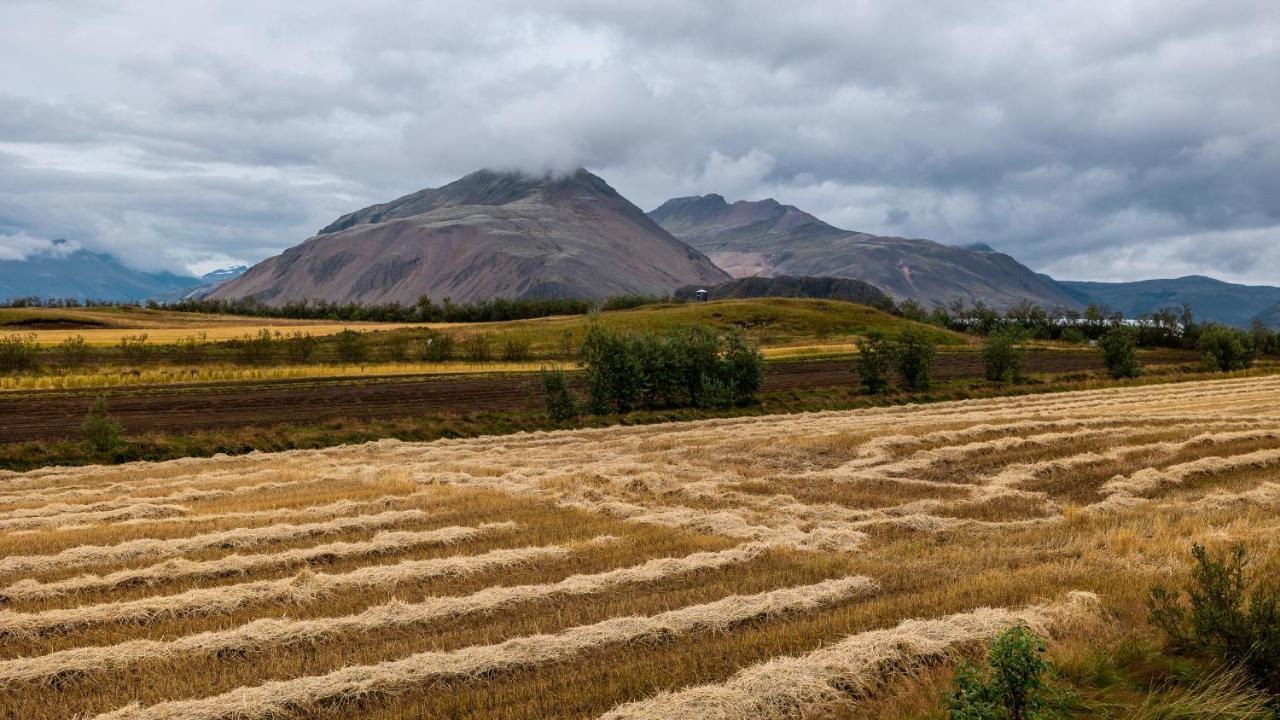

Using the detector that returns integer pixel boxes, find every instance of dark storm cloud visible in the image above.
[0,0,1276,281]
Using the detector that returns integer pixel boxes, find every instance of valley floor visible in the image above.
[2,375,1279,717]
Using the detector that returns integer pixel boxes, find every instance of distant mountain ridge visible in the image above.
[1058,276,1280,328]
[648,194,1080,310]
[210,169,728,305]
[0,242,198,302]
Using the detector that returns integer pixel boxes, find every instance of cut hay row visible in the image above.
[0,522,516,602]
[598,591,1102,720]
[0,543,769,685]
[1192,481,1280,509]
[0,467,285,505]
[0,540,597,638]
[0,477,313,515]
[1094,446,1280,511]
[91,576,876,720]
[0,509,429,576]
[98,492,427,532]
[0,503,189,532]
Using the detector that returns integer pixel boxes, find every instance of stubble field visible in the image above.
[2,375,1280,718]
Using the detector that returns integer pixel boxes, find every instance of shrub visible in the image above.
[579,324,642,413]
[283,332,317,363]
[1099,326,1142,379]
[720,330,766,406]
[1148,543,1280,696]
[1059,327,1087,345]
[1199,325,1255,372]
[0,332,40,371]
[461,333,493,362]
[982,326,1029,383]
[81,395,124,455]
[57,335,90,366]
[334,330,368,363]
[118,334,152,363]
[420,332,455,362]
[855,331,893,394]
[236,329,277,365]
[500,336,533,362]
[173,334,207,364]
[540,368,578,421]
[381,332,411,362]
[946,625,1075,719]
[893,327,936,391]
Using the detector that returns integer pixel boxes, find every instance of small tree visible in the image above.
[720,330,766,406]
[1148,543,1280,696]
[946,626,1074,719]
[173,334,207,364]
[982,326,1028,383]
[236,329,277,365]
[893,327,936,392]
[500,336,534,362]
[0,332,41,371]
[461,333,493,362]
[57,335,91,366]
[283,331,317,363]
[81,395,124,455]
[1099,325,1142,379]
[420,332,455,362]
[118,334,152,363]
[1199,325,1254,372]
[855,331,893,394]
[334,329,369,363]
[541,368,578,421]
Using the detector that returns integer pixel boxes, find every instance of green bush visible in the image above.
[57,335,90,366]
[173,334,207,364]
[946,625,1075,719]
[0,332,40,371]
[420,332,455,362]
[461,333,493,362]
[283,332,317,363]
[720,330,766,406]
[333,330,369,363]
[236,329,277,365]
[118,334,153,363]
[1199,325,1255,372]
[81,395,124,455]
[1149,543,1280,697]
[855,331,893,395]
[1059,327,1087,345]
[893,327,936,391]
[540,368,578,421]
[579,324,642,413]
[381,332,411,362]
[500,336,534,362]
[982,326,1029,383]
[1099,326,1142,379]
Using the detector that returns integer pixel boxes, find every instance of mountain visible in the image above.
[673,275,895,312]
[0,241,198,302]
[211,169,729,305]
[648,195,1079,310]
[152,265,250,303]
[1058,276,1280,328]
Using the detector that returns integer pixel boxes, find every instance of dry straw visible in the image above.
[0,543,769,684]
[599,591,1101,719]
[0,541,589,638]
[0,522,515,602]
[0,509,427,576]
[91,576,875,720]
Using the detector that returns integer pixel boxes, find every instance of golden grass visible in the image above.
[3,375,1280,718]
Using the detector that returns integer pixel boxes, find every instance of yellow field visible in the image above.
[3,376,1280,718]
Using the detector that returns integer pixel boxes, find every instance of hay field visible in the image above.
[2,375,1280,718]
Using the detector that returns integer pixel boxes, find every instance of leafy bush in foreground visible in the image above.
[1100,325,1142,379]
[855,331,893,395]
[982,326,1029,384]
[1199,325,1255,372]
[540,368,578,421]
[947,625,1075,719]
[894,327,936,392]
[81,396,124,455]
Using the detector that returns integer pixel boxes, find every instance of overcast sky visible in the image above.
[1,0,1277,282]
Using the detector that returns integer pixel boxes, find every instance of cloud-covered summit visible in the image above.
[1,1,1276,282]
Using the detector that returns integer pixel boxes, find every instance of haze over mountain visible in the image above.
[210,169,728,305]
[1058,276,1280,328]
[0,241,199,302]
[649,194,1080,310]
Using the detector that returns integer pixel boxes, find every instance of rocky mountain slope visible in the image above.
[649,195,1080,310]
[211,169,728,305]
[0,242,198,302]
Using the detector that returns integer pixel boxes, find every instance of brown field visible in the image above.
[2,375,1280,718]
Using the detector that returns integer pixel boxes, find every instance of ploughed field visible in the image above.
[0,351,1198,443]
[3,375,1280,718]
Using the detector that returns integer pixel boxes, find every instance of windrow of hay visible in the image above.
[0,522,516,602]
[96,492,427,533]
[0,509,428,576]
[0,503,189,532]
[0,541,597,638]
[598,591,1102,720]
[1094,446,1280,510]
[90,576,876,720]
[0,477,316,517]
[0,543,770,684]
